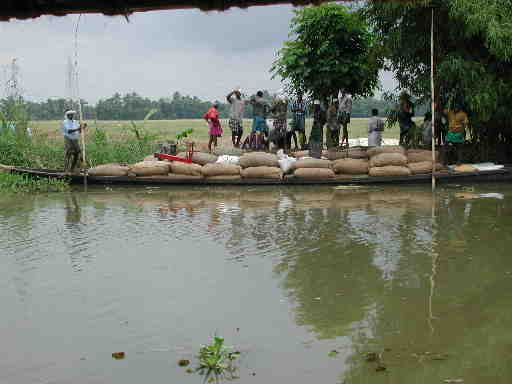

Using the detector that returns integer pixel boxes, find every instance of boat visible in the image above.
[9,166,512,186]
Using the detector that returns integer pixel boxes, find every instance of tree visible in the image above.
[364,0,512,161]
[271,4,380,100]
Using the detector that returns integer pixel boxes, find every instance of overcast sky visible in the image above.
[0,5,396,103]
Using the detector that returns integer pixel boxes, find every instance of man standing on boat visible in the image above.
[337,90,353,147]
[249,91,270,150]
[368,108,385,147]
[226,88,245,148]
[291,91,307,150]
[62,110,86,173]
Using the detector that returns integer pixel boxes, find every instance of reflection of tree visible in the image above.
[342,194,512,384]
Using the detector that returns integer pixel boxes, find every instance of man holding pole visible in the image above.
[62,110,86,173]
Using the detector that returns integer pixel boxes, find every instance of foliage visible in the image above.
[0,122,156,170]
[129,108,158,142]
[197,336,239,382]
[271,4,380,100]
[363,0,512,135]
[175,128,194,143]
[0,172,69,193]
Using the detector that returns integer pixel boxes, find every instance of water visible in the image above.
[1,184,512,384]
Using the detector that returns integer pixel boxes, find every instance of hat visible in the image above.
[65,110,76,115]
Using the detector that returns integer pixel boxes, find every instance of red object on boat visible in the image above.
[154,153,192,163]
[154,142,194,163]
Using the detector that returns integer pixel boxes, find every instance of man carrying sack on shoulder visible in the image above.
[62,110,86,173]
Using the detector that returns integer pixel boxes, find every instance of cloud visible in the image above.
[0,5,396,103]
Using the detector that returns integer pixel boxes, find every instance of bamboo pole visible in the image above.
[431,7,436,191]
[74,14,87,188]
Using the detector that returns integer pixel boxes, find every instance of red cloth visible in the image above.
[204,107,222,137]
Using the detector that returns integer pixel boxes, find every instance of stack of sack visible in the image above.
[367,146,411,177]
[201,163,242,180]
[239,152,282,179]
[406,149,443,174]
[292,158,335,179]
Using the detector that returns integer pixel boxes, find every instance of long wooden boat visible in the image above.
[9,166,512,186]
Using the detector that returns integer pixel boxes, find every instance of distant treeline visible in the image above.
[20,91,398,121]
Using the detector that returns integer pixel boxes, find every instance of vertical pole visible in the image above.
[431,7,436,191]
[74,14,87,188]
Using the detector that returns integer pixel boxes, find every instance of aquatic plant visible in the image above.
[197,336,239,382]
[0,172,69,193]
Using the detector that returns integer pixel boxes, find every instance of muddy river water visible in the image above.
[1,184,512,384]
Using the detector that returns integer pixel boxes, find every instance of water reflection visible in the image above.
[1,186,512,384]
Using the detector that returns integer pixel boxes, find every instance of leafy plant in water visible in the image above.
[197,336,240,382]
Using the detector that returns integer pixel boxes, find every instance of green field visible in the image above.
[30,118,406,149]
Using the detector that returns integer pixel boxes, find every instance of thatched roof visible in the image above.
[1,0,424,22]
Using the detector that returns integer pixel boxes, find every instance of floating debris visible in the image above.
[178,359,190,367]
[375,364,387,372]
[365,352,379,362]
[328,350,339,357]
[112,352,125,360]
[444,379,464,383]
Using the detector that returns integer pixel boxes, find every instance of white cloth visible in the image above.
[368,116,384,133]
[216,155,240,165]
[62,119,80,140]
[229,95,245,120]
[338,94,353,114]
[277,150,296,173]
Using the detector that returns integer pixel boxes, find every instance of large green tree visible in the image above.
[271,3,380,100]
[364,0,512,160]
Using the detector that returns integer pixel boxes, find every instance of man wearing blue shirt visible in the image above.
[62,110,86,172]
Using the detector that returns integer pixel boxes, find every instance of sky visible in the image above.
[0,5,396,104]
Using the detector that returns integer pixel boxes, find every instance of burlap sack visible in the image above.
[292,150,310,158]
[407,149,439,163]
[239,152,279,168]
[241,166,282,179]
[131,161,170,176]
[332,158,369,175]
[88,164,131,177]
[170,162,203,177]
[143,154,157,162]
[214,147,245,156]
[367,145,406,158]
[326,148,368,161]
[293,168,335,179]
[201,163,241,177]
[369,152,408,168]
[408,161,444,174]
[454,164,478,173]
[369,166,412,177]
[192,152,218,165]
[206,175,242,180]
[293,158,332,170]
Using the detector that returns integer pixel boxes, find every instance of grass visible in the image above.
[196,336,239,382]
[28,117,408,150]
[0,172,69,193]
